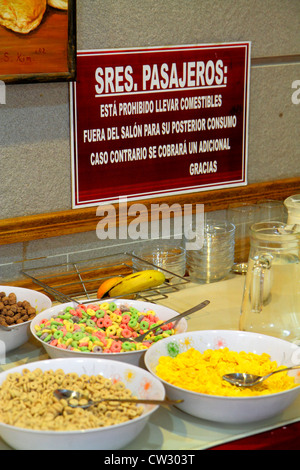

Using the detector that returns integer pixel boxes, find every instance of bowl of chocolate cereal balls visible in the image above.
[0,286,52,352]
[0,357,165,450]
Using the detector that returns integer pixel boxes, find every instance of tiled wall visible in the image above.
[0,0,299,282]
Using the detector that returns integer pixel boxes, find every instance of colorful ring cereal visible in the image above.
[34,302,176,354]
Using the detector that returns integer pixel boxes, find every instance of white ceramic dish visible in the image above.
[30,299,187,366]
[144,330,300,424]
[0,357,165,450]
[0,286,52,352]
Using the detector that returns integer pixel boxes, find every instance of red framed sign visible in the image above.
[70,42,250,208]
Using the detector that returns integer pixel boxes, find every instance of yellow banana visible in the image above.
[108,270,165,297]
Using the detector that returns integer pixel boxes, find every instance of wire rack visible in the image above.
[21,252,190,304]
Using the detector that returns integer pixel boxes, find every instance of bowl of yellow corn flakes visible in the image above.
[144,330,300,424]
[0,357,165,450]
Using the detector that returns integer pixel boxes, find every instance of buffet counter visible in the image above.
[1,275,299,450]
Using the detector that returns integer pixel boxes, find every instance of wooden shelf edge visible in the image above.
[1,177,299,246]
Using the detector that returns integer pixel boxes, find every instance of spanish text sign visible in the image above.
[70,43,251,208]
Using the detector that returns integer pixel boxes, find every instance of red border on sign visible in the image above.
[70,42,250,208]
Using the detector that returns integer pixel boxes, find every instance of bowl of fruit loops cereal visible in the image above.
[144,330,300,424]
[30,299,187,366]
[0,286,52,352]
[0,357,166,450]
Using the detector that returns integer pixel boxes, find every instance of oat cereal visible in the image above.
[0,368,143,431]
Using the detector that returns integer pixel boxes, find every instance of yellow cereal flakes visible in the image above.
[155,348,297,397]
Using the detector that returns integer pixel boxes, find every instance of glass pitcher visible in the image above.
[240,222,300,343]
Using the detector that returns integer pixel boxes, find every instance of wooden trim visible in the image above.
[251,54,300,67]
[1,177,299,246]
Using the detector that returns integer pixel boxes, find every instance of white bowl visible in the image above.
[0,357,165,450]
[30,299,187,367]
[0,286,52,352]
[144,330,300,424]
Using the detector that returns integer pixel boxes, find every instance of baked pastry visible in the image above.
[0,0,47,34]
[47,0,67,9]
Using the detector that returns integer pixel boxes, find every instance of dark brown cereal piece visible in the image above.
[27,307,36,315]
[5,309,14,317]
[0,316,8,327]
[12,313,21,322]
[8,293,17,305]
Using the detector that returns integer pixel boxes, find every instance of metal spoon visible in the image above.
[119,299,210,343]
[54,388,183,408]
[223,365,300,387]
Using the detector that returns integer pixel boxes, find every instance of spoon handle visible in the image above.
[70,397,183,408]
[158,299,210,328]
[121,299,210,343]
[266,364,300,378]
